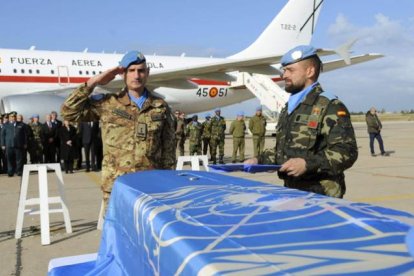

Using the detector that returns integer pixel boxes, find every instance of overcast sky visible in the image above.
[1,0,413,116]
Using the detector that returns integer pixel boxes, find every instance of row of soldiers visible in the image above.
[174,106,267,164]
[175,108,226,164]
[1,111,58,176]
[0,111,102,176]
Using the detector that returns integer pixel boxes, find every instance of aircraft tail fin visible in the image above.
[229,0,324,59]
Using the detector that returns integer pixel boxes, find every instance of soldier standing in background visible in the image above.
[61,51,176,213]
[16,114,29,165]
[365,107,388,157]
[229,112,246,163]
[1,112,27,176]
[248,106,267,158]
[175,111,186,156]
[28,114,44,164]
[50,111,62,163]
[42,114,57,163]
[246,45,357,198]
[210,108,226,164]
[201,114,211,156]
[0,114,7,173]
[186,115,202,155]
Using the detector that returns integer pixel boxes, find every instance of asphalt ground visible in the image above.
[0,121,413,276]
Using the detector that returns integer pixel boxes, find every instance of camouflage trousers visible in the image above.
[28,142,43,164]
[189,142,202,156]
[252,135,265,158]
[100,155,135,215]
[232,137,245,162]
[176,136,186,156]
[281,173,345,199]
[210,137,225,161]
[202,138,210,155]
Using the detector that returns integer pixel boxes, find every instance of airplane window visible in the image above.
[92,71,96,75]
[51,70,55,74]
[29,69,33,74]
[21,69,25,73]
[99,71,102,74]
[86,71,89,75]
[14,69,17,73]
[36,70,40,74]
[79,71,82,75]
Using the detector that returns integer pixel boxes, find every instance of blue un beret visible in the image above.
[237,111,244,116]
[31,114,39,119]
[281,45,318,67]
[119,51,146,68]
[256,106,262,112]
[215,108,221,112]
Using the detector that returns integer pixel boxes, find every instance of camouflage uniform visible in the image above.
[186,121,202,155]
[61,84,176,210]
[175,118,186,156]
[210,115,226,164]
[201,119,211,156]
[261,84,357,198]
[28,122,44,163]
[249,115,267,157]
[229,119,246,162]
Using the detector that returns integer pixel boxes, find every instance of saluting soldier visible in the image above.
[61,51,176,213]
[201,114,211,156]
[186,115,202,155]
[210,108,226,164]
[248,106,267,158]
[229,112,246,163]
[246,45,358,198]
[28,114,44,164]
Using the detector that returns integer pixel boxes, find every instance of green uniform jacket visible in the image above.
[249,115,266,136]
[210,116,226,139]
[61,84,176,193]
[365,112,382,134]
[186,121,202,144]
[201,120,211,139]
[229,120,246,138]
[262,84,358,196]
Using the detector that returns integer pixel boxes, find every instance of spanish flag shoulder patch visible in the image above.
[337,109,347,117]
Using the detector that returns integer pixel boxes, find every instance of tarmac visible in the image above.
[0,121,413,276]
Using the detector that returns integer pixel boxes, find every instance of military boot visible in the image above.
[211,156,217,165]
[219,155,225,164]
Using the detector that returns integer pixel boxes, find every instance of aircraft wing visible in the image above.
[322,53,384,73]
[103,50,381,90]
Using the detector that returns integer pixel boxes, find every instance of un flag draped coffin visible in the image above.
[71,170,414,275]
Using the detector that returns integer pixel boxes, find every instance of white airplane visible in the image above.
[0,0,382,121]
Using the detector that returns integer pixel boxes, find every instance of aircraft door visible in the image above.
[57,66,70,86]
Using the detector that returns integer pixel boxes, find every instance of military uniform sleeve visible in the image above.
[229,121,235,134]
[161,106,177,169]
[61,84,102,122]
[304,100,358,176]
[259,146,277,164]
